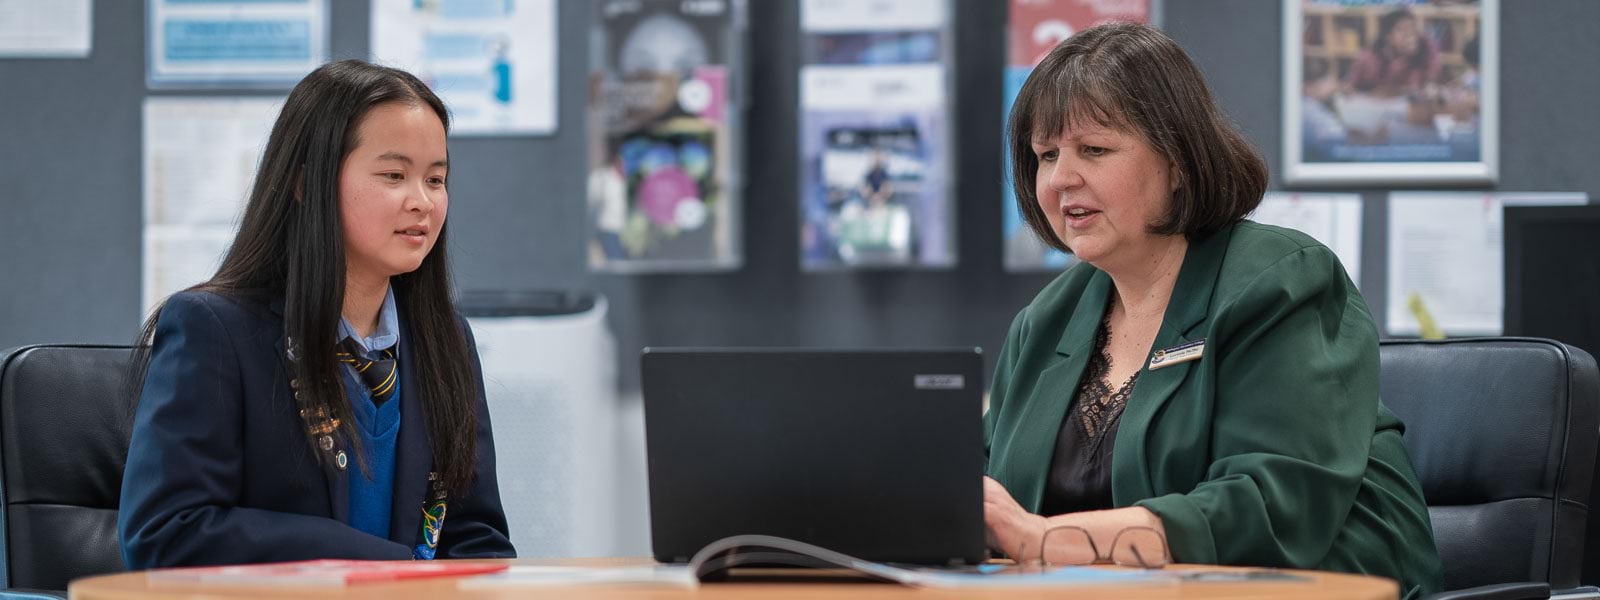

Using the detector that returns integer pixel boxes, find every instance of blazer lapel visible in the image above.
[1111,226,1234,504]
[1003,272,1111,513]
[271,297,353,523]
[388,321,429,549]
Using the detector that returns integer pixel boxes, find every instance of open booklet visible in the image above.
[685,534,1166,588]
[462,536,1158,589]
[465,535,1308,589]
[147,560,509,586]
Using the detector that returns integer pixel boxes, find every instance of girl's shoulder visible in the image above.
[161,288,277,330]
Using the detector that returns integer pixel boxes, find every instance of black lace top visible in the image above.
[1040,308,1140,515]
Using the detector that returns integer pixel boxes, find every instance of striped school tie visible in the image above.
[337,340,398,405]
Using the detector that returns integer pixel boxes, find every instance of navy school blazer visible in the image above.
[119,290,516,568]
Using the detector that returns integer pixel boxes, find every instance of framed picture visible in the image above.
[1283,0,1497,185]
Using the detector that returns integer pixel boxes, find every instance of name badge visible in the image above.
[1149,339,1205,370]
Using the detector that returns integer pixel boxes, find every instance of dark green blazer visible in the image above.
[984,222,1441,598]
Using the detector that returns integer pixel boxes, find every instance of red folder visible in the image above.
[149,559,509,586]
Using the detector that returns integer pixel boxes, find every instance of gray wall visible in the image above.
[3,1,1598,390]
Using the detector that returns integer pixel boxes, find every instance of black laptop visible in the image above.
[641,348,987,566]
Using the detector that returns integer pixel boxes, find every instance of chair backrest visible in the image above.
[1589,377,1600,588]
[0,345,137,591]
[1379,338,1599,591]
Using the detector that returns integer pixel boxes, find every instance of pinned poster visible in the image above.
[371,0,558,136]
[147,0,327,87]
[1003,0,1150,272]
[1386,191,1587,336]
[1250,192,1364,285]
[587,0,745,271]
[0,0,91,57]
[799,0,953,270]
[1285,0,1498,185]
[142,97,281,316]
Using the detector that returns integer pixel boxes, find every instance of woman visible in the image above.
[984,23,1439,598]
[1346,8,1440,97]
[120,60,516,566]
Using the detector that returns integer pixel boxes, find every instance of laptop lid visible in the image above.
[641,348,987,565]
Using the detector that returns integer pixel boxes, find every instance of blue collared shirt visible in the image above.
[339,287,400,356]
[338,286,402,541]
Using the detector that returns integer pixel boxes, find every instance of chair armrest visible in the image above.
[1550,585,1600,599]
[0,589,67,600]
[1427,581,1551,600]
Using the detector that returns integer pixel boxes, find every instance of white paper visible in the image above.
[142,97,281,316]
[142,226,236,318]
[458,564,695,588]
[148,0,328,87]
[371,0,557,136]
[1387,192,1588,336]
[0,0,91,57]
[800,64,945,110]
[1250,192,1364,285]
[801,0,944,32]
[143,98,281,226]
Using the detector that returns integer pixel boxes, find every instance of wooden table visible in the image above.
[69,558,1398,600]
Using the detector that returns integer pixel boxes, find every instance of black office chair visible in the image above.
[1380,338,1600,600]
[1590,470,1600,587]
[0,345,137,598]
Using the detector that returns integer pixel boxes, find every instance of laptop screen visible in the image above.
[641,348,987,565]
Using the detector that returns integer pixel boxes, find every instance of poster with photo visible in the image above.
[147,0,327,88]
[1003,0,1151,272]
[587,0,744,272]
[799,0,953,270]
[1284,0,1497,184]
[371,0,557,136]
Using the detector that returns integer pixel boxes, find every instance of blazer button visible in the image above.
[319,435,334,451]
[335,451,348,470]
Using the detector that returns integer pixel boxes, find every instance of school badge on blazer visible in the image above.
[414,471,449,560]
[1149,339,1205,370]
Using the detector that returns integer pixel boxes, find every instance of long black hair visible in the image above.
[1374,8,1430,83]
[131,59,481,494]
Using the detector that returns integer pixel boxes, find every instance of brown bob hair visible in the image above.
[1008,22,1267,253]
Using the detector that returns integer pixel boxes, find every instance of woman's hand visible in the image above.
[984,477,1169,565]
[983,476,1047,560]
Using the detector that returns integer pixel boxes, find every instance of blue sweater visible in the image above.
[339,288,402,541]
[342,367,401,540]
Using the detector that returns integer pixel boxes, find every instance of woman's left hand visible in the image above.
[983,476,1048,560]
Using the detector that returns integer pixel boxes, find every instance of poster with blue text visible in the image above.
[371,0,557,136]
[1003,0,1149,272]
[147,0,327,88]
[799,0,953,271]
